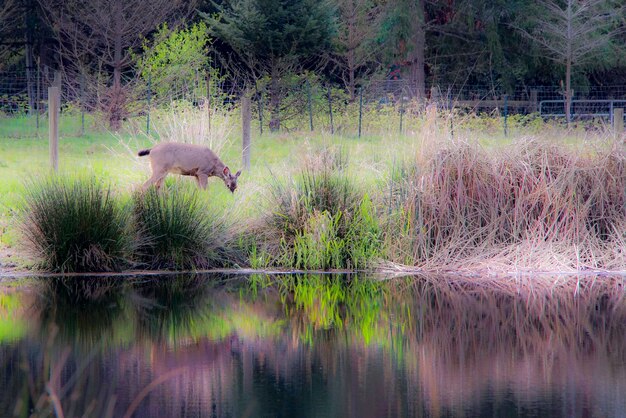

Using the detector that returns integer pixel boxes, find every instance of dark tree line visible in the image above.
[0,0,624,128]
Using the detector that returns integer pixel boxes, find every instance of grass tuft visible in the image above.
[132,183,239,270]
[257,148,382,269]
[19,175,131,272]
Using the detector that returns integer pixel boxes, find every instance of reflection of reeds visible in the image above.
[6,273,626,417]
[34,277,131,349]
[391,274,626,416]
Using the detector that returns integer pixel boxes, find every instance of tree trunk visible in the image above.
[346,4,357,101]
[269,63,281,132]
[407,0,426,99]
[565,0,572,127]
[25,0,35,115]
[109,14,124,131]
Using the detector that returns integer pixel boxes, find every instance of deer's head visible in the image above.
[222,167,241,193]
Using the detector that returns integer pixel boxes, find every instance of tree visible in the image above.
[134,22,212,102]
[379,0,426,98]
[0,0,18,67]
[200,0,336,130]
[515,0,625,125]
[38,0,196,129]
[333,0,383,101]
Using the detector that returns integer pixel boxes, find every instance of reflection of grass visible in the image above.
[132,275,284,345]
[248,274,397,347]
[0,291,27,342]
[36,277,134,349]
[0,318,26,343]
[229,306,285,340]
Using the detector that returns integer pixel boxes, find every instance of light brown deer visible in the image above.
[138,142,241,193]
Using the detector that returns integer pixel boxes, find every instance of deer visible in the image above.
[138,142,241,193]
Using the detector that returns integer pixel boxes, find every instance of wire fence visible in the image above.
[2,68,626,137]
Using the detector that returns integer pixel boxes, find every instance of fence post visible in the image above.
[48,86,60,172]
[257,86,264,135]
[327,86,334,134]
[146,74,151,136]
[36,63,40,133]
[307,80,314,131]
[358,87,363,138]
[614,108,624,140]
[399,95,405,134]
[242,92,252,170]
[206,72,211,132]
[504,94,508,137]
[530,89,538,113]
[80,73,85,136]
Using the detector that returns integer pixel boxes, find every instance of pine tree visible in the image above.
[201,0,336,130]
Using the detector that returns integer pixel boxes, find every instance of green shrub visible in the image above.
[262,150,382,269]
[132,184,238,270]
[19,175,131,272]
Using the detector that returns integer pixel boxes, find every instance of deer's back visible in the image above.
[150,142,220,172]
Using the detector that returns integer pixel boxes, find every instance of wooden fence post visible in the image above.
[48,86,60,171]
[530,89,538,113]
[614,108,624,142]
[242,92,251,170]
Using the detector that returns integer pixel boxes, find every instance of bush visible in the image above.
[259,149,382,269]
[132,184,238,270]
[19,175,131,272]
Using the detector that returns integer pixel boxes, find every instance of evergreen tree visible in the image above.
[200,0,337,130]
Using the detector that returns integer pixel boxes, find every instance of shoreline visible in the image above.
[2,264,625,281]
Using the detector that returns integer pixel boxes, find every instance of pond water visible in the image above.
[1,273,626,417]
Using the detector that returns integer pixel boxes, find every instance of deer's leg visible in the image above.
[196,173,209,189]
[143,170,168,191]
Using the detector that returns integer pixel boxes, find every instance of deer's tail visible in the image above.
[138,148,151,157]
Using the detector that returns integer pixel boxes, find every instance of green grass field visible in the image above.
[1,108,624,273]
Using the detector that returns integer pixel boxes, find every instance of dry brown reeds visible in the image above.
[386,138,626,272]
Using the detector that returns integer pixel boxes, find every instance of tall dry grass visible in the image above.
[386,138,626,271]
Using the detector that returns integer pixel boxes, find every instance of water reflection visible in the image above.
[1,274,626,417]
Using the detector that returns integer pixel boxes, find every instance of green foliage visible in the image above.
[19,175,132,273]
[263,149,382,269]
[132,184,238,270]
[200,0,336,75]
[134,22,213,100]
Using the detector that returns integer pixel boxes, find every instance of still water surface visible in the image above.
[1,273,626,417]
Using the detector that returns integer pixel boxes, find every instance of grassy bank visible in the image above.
[1,108,624,273]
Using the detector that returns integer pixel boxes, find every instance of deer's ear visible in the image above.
[235,170,241,178]
[223,166,230,176]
